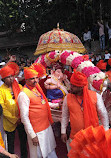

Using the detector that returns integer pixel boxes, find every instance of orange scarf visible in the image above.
[83,85,99,128]
[24,83,53,125]
[70,70,99,128]
[12,79,21,116]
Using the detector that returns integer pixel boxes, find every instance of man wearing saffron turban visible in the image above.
[61,70,109,152]
[0,62,27,157]
[18,63,58,158]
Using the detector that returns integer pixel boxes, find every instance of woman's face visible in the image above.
[53,69,63,80]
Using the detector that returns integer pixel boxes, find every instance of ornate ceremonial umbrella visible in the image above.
[34,24,86,55]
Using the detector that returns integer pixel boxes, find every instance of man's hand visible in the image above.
[61,134,67,143]
[10,154,19,158]
[32,136,39,146]
[9,55,16,62]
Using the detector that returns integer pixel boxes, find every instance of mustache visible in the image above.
[33,81,37,84]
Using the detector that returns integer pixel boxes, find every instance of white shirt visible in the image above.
[18,70,24,78]
[96,55,101,61]
[106,23,111,39]
[61,93,109,134]
[105,53,110,60]
[83,31,91,41]
[108,29,111,39]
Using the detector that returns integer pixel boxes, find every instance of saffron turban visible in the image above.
[70,70,88,87]
[0,62,19,79]
[24,63,46,79]
[24,68,38,80]
[30,63,46,78]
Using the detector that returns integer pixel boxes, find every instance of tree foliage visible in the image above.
[0,0,110,36]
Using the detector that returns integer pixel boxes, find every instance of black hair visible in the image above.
[0,104,3,116]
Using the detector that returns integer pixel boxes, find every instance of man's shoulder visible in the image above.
[21,87,32,96]
[0,84,7,91]
[67,93,74,98]
[18,90,29,100]
[18,84,22,90]
[88,89,97,99]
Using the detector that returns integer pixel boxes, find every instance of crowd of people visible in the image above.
[82,20,111,52]
[0,49,111,158]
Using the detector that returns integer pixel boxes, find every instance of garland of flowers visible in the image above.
[59,51,106,91]
[35,50,107,92]
[35,50,60,67]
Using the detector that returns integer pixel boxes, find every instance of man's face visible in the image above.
[26,76,39,87]
[3,75,14,87]
[70,84,83,95]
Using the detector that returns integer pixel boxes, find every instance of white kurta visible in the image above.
[61,92,109,134]
[18,92,56,158]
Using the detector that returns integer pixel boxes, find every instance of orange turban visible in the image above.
[70,70,99,129]
[96,60,107,70]
[24,68,38,80]
[70,70,88,87]
[24,63,46,80]
[0,62,19,79]
[30,63,46,78]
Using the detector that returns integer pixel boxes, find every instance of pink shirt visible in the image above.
[98,22,105,37]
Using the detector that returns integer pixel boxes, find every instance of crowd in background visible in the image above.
[82,20,111,53]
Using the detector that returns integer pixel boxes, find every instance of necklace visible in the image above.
[75,95,83,111]
[25,84,46,104]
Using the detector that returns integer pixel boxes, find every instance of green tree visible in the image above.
[0,0,110,37]
[0,0,24,32]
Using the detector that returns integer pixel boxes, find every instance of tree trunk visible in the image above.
[110,0,111,22]
[100,0,102,20]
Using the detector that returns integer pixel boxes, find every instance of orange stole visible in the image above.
[67,91,97,140]
[22,88,50,133]
[0,132,5,149]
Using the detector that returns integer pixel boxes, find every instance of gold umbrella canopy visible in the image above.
[34,26,86,55]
